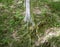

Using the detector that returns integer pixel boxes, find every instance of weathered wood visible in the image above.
[24,0,31,22]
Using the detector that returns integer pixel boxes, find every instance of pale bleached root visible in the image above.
[24,0,35,26]
[24,0,30,22]
[35,27,60,46]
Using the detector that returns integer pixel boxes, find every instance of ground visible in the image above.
[0,0,60,47]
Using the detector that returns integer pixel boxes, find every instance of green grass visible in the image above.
[0,0,60,47]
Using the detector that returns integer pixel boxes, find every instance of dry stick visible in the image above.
[24,0,30,22]
[24,0,31,47]
[24,0,35,26]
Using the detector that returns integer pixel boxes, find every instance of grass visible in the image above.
[0,0,60,47]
